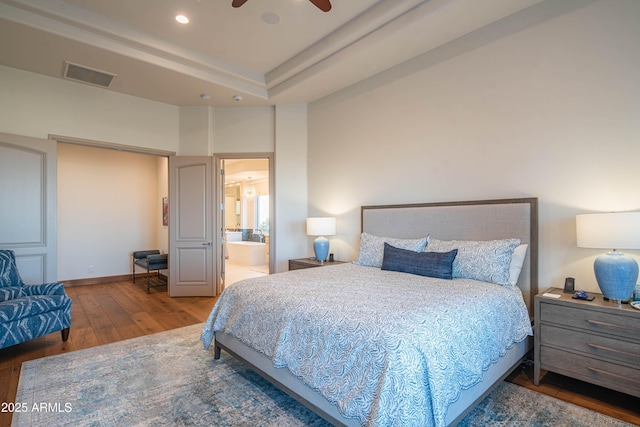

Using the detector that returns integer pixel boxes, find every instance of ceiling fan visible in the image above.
[232,0,332,13]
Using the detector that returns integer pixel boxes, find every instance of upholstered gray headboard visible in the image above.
[361,198,538,315]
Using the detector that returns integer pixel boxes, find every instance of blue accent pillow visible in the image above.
[381,243,458,279]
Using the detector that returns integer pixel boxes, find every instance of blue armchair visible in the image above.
[0,250,71,349]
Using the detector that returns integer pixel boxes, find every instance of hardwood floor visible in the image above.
[506,361,640,425]
[0,280,217,427]
[1,280,638,426]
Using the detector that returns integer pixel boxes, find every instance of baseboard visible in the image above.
[63,273,168,287]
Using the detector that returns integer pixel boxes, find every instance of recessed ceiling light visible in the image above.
[200,93,211,100]
[175,15,189,24]
[233,95,243,102]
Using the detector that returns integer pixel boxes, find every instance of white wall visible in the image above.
[179,106,213,156]
[0,66,179,151]
[308,0,640,293]
[57,144,166,280]
[213,107,275,153]
[275,105,309,272]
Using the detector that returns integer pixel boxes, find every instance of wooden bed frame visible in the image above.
[214,197,538,426]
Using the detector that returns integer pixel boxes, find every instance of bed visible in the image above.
[201,198,538,426]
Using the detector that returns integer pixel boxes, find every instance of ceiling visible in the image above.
[0,0,542,107]
[224,159,269,185]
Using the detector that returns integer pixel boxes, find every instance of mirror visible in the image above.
[224,183,240,230]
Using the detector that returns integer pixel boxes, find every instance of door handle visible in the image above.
[202,242,212,246]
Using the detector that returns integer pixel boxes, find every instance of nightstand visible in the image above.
[288,258,346,270]
[534,287,640,398]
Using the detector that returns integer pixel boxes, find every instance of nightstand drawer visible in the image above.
[541,346,640,397]
[540,303,640,339]
[540,324,640,366]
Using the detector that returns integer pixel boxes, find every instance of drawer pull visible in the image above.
[587,319,640,334]
[587,367,640,385]
[587,343,638,359]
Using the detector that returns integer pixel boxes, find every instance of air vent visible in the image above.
[63,61,117,88]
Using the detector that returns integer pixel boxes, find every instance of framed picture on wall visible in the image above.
[162,197,168,226]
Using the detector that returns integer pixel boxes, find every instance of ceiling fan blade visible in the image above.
[309,0,332,12]
[231,0,249,8]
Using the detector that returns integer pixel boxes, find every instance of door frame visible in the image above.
[51,134,174,286]
[214,152,275,294]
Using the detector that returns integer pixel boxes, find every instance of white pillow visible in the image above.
[426,238,521,285]
[355,233,428,268]
[508,244,528,286]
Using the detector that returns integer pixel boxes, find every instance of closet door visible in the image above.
[0,133,57,284]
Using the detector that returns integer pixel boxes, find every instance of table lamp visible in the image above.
[307,217,336,263]
[576,212,640,303]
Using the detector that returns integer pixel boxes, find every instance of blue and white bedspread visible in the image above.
[201,263,532,427]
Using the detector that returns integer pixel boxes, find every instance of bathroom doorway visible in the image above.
[216,154,273,289]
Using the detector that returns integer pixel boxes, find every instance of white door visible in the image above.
[0,133,57,284]
[168,156,215,296]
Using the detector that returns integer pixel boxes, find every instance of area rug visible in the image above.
[13,324,631,427]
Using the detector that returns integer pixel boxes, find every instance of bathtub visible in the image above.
[227,241,266,266]
[225,231,242,242]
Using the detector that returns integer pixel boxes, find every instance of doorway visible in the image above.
[217,154,273,290]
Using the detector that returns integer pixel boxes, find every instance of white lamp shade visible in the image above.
[307,217,336,236]
[576,212,640,250]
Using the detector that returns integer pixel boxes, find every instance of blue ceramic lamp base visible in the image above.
[594,251,638,303]
[313,236,330,264]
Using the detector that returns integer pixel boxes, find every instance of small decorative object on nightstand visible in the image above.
[563,277,575,293]
[534,287,640,398]
[306,217,336,264]
[288,258,345,271]
[576,212,640,303]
